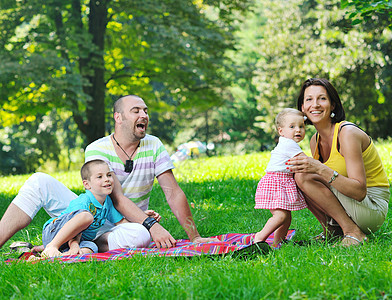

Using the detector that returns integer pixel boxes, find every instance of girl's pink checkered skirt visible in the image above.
[254,171,307,211]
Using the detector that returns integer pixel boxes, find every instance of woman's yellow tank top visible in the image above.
[313,122,389,187]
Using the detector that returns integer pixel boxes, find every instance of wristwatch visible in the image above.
[142,216,157,231]
[328,170,339,184]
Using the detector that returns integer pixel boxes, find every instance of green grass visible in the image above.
[1,141,392,299]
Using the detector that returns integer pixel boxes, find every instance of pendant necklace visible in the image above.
[112,135,140,173]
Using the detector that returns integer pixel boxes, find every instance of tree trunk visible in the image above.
[74,0,108,144]
[85,0,108,144]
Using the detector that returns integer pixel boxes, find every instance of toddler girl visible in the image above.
[254,108,307,246]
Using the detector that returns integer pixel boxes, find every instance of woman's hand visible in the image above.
[286,153,324,175]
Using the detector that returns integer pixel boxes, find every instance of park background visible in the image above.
[1,0,391,175]
[1,1,392,299]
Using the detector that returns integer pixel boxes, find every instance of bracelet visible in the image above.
[328,170,339,184]
[142,216,157,231]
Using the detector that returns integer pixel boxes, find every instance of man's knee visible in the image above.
[11,172,52,219]
[107,223,151,250]
[29,172,51,182]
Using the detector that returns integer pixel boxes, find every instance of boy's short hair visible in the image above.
[275,108,304,131]
[81,160,109,181]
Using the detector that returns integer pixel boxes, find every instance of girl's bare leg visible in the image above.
[254,209,291,246]
[273,212,292,245]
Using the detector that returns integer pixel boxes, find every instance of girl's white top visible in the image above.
[266,137,303,172]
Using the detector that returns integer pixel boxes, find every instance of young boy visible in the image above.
[41,160,152,258]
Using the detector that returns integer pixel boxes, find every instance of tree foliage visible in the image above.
[172,0,392,151]
[0,0,253,145]
[341,0,392,27]
[245,0,392,139]
[2,0,392,175]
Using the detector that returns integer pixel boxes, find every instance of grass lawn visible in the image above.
[0,141,392,299]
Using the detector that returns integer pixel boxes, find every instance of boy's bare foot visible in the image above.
[79,247,94,254]
[41,246,61,258]
[27,254,44,262]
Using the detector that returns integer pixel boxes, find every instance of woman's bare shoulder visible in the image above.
[339,122,369,151]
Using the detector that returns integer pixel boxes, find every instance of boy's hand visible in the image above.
[145,209,161,222]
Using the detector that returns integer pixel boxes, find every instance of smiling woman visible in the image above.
[287,78,390,247]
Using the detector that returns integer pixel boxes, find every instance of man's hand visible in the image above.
[144,209,161,222]
[149,223,176,248]
[191,236,220,244]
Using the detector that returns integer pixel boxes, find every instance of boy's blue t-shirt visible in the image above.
[43,190,124,240]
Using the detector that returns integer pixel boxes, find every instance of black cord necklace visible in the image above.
[113,135,140,173]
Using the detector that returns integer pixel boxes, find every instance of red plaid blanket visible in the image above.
[8,230,295,264]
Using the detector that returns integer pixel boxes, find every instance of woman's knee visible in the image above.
[294,172,308,188]
[294,172,321,191]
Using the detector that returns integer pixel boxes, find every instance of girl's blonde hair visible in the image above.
[275,108,304,131]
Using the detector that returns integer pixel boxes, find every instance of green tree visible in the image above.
[173,5,273,152]
[248,0,392,138]
[341,0,392,27]
[0,112,61,174]
[0,0,252,145]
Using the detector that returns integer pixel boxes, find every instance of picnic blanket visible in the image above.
[8,230,295,264]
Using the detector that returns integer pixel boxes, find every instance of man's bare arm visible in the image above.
[157,170,218,243]
[110,174,176,248]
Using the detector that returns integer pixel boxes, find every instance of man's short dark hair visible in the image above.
[113,95,142,114]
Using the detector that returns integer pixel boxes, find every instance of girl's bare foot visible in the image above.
[254,232,264,244]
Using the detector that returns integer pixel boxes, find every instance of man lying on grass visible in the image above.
[42,160,152,257]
